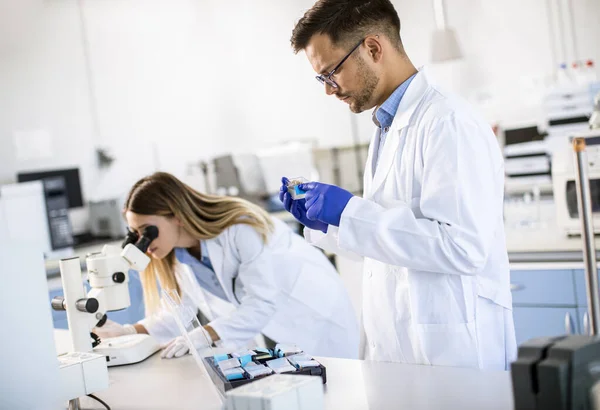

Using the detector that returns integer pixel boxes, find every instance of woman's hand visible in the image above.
[161,326,214,359]
[93,319,137,339]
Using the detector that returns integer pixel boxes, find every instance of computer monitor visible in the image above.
[17,167,84,208]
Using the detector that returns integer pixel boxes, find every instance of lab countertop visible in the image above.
[54,330,514,410]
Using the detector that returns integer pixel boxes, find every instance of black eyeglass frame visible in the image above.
[315,38,365,88]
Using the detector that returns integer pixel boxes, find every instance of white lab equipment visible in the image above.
[213,154,267,197]
[544,83,598,139]
[88,197,128,239]
[553,129,600,236]
[573,59,598,85]
[57,351,109,407]
[93,333,160,366]
[590,90,600,129]
[256,141,319,194]
[0,191,62,410]
[312,144,370,194]
[51,226,161,408]
[222,374,324,410]
[504,140,552,195]
[304,67,516,369]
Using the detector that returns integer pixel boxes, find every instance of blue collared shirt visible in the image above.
[372,73,417,169]
[175,241,228,301]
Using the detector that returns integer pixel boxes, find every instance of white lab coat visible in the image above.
[305,67,517,369]
[139,218,360,359]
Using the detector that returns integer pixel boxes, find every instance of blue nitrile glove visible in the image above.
[279,177,328,233]
[300,182,354,227]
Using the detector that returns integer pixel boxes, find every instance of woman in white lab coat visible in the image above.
[94,172,359,359]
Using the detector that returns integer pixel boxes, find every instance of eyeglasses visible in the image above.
[315,38,365,89]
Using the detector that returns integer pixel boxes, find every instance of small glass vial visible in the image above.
[286,177,308,200]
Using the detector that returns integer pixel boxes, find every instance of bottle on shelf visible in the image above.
[584,59,598,83]
[557,62,572,86]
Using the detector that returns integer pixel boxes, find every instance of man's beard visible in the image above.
[348,56,379,113]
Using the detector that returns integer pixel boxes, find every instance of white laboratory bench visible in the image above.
[54,330,514,410]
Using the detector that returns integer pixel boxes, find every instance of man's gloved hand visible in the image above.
[93,319,136,339]
[161,326,213,359]
[300,182,354,227]
[279,177,328,233]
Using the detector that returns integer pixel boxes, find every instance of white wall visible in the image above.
[392,0,600,126]
[1,0,599,209]
[79,0,365,179]
[0,1,96,195]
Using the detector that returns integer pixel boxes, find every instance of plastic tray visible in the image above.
[202,356,327,395]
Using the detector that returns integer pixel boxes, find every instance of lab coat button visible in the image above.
[368,271,373,278]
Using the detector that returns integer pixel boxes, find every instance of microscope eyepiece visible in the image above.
[135,225,159,253]
[121,228,139,249]
[142,225,159,241]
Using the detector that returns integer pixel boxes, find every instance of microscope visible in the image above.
[52,226,161,410]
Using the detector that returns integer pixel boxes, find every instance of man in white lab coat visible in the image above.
[280,0,517,370]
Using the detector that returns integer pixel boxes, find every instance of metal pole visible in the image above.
[573,137,600,335]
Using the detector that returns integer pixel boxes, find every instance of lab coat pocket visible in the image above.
[417,321,479,368]
[411,271,475,325]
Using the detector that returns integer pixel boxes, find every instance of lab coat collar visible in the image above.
[389,66,430,131]
[367,66,431,197]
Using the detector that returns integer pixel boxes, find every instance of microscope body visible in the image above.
[87,244,136,316]
[54,244,150,353]
[52,228,156,409]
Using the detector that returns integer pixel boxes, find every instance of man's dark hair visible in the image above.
[291,0,403,54]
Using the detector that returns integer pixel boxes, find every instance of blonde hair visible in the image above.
[124,172,274,314]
